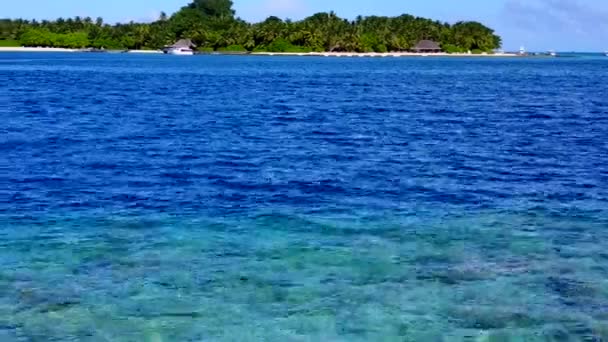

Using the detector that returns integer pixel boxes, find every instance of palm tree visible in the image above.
[3,6,502,53]
[133,25,150,49]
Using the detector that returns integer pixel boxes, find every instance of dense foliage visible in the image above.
[0,0,501,52]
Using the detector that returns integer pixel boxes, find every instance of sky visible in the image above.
[3,0,608,51]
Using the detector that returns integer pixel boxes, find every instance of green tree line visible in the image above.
[0,0,502,52]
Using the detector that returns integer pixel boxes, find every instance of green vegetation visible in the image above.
[217,44,247,52]
[0,39,21,47]
[254,38,313,53]
[19,29,89,48]
[441,44,467,54]
[0,0,501,52]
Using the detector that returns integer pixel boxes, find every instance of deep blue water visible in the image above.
[1,53,608,341]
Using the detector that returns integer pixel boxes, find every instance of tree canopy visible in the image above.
[0,0,502,52]
[187,0,235,18]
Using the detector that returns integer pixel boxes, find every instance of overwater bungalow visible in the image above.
[411,40,442,53]
[163,39,196,55]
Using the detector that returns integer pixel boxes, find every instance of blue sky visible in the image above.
[3,0,608,51]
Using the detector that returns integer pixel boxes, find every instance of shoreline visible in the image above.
[0,47,163,54]
[126,49,163,54]
[250,51,520,57]
[0,46,521,57]
[0,47,78,52]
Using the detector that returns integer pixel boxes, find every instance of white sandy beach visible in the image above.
[251,51,520,57]
[126,50,163,54]
[0,47,78,52]
[0,47,163,54]
[0,46,520,57]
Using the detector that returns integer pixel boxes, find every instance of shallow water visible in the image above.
[1,53,608,341]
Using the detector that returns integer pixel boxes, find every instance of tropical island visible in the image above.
[0,0,502,54]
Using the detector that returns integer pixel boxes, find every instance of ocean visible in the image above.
[1,53,608,341]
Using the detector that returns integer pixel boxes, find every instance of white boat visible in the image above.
[163,39,196,56]
[519,46,526,55]
[548,50,556,57]
[167,47,194,56]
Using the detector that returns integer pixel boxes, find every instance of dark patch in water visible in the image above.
[546,276,597,298]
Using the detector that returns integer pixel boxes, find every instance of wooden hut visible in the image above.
[411,40,442,53]
[166,39,196,50]
[163,39,196,55]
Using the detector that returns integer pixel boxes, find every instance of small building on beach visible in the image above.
[163,39,196,55]
[411,40,442,53]
[165,39,196,50]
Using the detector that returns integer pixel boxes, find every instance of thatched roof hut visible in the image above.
[168,39,197,49]
[412,40,442,53]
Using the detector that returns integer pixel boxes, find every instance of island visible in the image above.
[0,0,502,54]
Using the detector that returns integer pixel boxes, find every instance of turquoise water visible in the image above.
[1,53,608,341]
